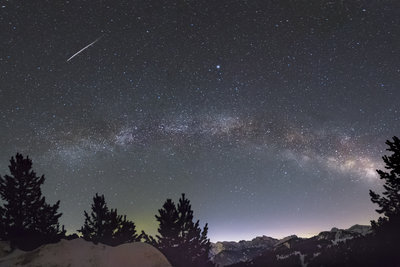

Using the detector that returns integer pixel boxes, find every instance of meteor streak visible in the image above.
[66,36,103,62]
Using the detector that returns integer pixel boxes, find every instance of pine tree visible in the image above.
[196,223,212,266]
[140,230,158,246]
[177,194,211,266]
[79,194,110,244]
[153,194,213,267]
[0,153,65,250]
[370,136,400,239]
[78,193,139,246]
[155,198,181,266]
[112,214,140,246]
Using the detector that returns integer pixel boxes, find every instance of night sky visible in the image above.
[0,1,399,242]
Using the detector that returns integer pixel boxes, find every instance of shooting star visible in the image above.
[67,36,103,62]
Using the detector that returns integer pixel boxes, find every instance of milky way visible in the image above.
[0,1,399,241]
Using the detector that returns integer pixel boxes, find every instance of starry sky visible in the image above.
[0,0,399,242]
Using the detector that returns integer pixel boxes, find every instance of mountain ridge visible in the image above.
[212,224,371,266]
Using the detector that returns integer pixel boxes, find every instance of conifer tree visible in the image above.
[153,194,213,267]
[79,193,139,246]
[0,153,65,250]
[197,223,212,265]
[155,199,181,265]
[79,193,110,244]
[370,136,400,238]
[112,214,140,246]
[177,194,211,266]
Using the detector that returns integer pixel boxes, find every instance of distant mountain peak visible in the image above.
[212,225,372,266]
[274,235,299,248]
[346,224,371,235]
[211,235,279,266]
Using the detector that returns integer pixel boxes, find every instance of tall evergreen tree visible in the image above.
[78,193,140,246]
[79,193,110,244]
[152,194,213,267]
[155,198,181,266]
[0,153,65,250]
[370,136,400,239]
[177,194,211,266]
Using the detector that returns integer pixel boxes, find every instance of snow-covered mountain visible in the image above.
[346,224,372,235]
[211,235,278,266]
[0,238,171,267]
[212,224,371,267]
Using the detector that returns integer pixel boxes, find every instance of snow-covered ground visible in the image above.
[0,238,171,267]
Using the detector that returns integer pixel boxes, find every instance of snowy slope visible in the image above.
[212,225,371,266]
[211,236,278,266]
[228,224,372,267]
[0,238,171,267]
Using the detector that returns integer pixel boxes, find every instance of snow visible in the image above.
[331,231,354,245]
[346,224,371,235]
[0,238,171,267]
[276,251,307,267]
[273,235,298,248]
[0,241,12,258]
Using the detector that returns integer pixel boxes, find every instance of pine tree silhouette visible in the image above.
[155,198,180,266]
[152,194,213,267]
[79,193,110,244]
[367,136,400,265]
[370,136,400,238]
[112,214,140,246]
[78,193,139,246]
[0,153,65,250]
[177,194,211,266]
